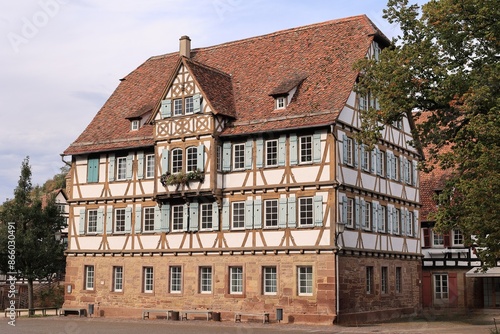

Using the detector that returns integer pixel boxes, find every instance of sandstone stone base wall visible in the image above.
[63,252,337,324]
[337,254,421,324]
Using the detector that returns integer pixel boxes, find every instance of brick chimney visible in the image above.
[179,35,191,58]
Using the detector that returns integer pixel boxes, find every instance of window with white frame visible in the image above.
[185,96,194,114]
[263,266,277,295]
[229,266,243,294]
[432,230,444,247]
[264,199,278,228]
[434,274,449,300]
[115,208,126,233]
[408,211,414,236]
[346,198,354,228]
[170,266,182,293]
[345,137,353,166]
[186,146,197,172]
[143,267,153,293]
[362,145,370,171]
[172,205,184,232]
[131,120,139,131]
[232,202,245,229]
[145,154,155,178]
[377,150,385,177]
[200,203,213,230]
[299,136,312,163]
[366,266,373,294]
[84,265,94,290]
[364,202,371,230]
[395,267,402,293]
[275,96,286,109]
[299,197,313,226]
[199,267,212,294]
[265,140,278,167]
[393,208,400,235]
[143,207,155,232]
[117,156,127,180]
[359,94,369,111]
[381,205,387,232]
[173,99,183,116]
[233,143,245,170]
[87,209,98,233]
[171,148,183,173]
[406,159,413,184]
[298,266,313,296]
[392,155,399,180]
[113,266,123,292]
[453,229,464,246]
[381,266,388,294]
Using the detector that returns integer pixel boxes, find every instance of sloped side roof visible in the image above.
[65,15,383,155]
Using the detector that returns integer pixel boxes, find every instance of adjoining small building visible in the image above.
[61,15,422,324]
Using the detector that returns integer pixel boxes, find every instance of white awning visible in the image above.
[466,267,500,277]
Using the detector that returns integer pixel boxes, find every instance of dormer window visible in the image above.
[131,120,140,131]
[276,96,286,110]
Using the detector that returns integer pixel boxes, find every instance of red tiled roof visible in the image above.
[64,15,386,155]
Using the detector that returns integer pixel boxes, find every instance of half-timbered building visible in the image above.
[62,15,422,324]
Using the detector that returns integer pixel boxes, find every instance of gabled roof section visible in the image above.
[65,15,384,155]
[269,73,307,96]
[184,58,236,118]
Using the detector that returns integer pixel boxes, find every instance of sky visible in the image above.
[0,0,416,202]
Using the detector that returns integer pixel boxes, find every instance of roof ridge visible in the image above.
[148,15,369,61]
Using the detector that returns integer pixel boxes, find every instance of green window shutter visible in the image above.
[245,140,253,170]
[361,199,366,229]
[221,199,230,230]
[412,160,418,186]
[414,211,419,238]
[190,202,199,232]
[287,197,296,228]
[161,149,169,174]
[160,99,172,118]
[245,200,253,229]
[87,157,99,183]
[313,133,321,163]
[135,206,142,233]
[370,150,376,173]
[108,154,115,182]
[387,207,393,234]
[378,204,384,232]
[212,202,220,231]
[279,198,288,228]
[256,139,264,168]
[137,152,144,180]
[96,208,104,234]
[386,153,392,179]
[360,145,366,170]
[399,156,404,182]
[154,206,162,232]
[253,199,262,229]
[341,196,347,225]
[222,142,231,172]
[125,207,132,233]
[353,140,358,168]
[161,204,170,233]
[289,134,298,165]
[183,204,189,232]
[79,209,86,235]
[278,135,286,166]
[375,148,382,176]
[193,93,201,113]
[355,198,360,229]
[126,153,133,180]
[372,203,378,232]
[106,207,113,234]
[314,195,323,227]
[197,144,205,172]
[342,135,348,164]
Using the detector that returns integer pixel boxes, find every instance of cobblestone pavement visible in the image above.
[1,310,499,334]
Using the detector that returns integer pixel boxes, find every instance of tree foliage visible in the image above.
[0,157,67,308]
[355,0,499,268]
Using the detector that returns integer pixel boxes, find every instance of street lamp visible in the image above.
[335,221,345,247]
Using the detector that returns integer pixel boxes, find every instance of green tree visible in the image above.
[355,0,499,268]
[0,157,67,310]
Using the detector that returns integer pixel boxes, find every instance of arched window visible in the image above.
[171,148,183,173]
[186,147,198,172]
